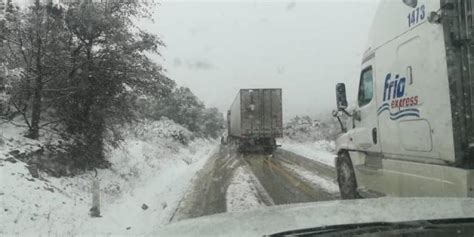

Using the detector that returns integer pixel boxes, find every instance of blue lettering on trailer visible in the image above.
[377,73,420,120]
[407,4,425,28]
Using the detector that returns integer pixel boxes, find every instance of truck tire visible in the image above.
[336,151,360,199]
[263,138,276,154]
[263,146,273,154]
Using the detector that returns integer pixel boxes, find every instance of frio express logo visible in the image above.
[377,73,420,120]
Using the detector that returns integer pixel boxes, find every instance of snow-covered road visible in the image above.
[171,146,340,222]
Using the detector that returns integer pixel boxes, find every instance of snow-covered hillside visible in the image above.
[0,118,217,236]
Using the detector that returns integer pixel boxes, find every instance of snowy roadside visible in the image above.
[78,139,217,235]
[278,139,336,167]
[0,119,218,236]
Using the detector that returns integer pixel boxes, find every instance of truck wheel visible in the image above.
[336,151,359,199]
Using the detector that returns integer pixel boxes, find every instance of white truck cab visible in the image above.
[334,0,474,199]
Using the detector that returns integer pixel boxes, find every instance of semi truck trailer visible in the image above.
[333,0,474,199]
[227,88,283,153]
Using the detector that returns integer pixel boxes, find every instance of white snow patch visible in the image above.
[279,139,336,167]
[0,160,90,236]
[0,118,218,236]
[226,167,265,212]
[282,163,339,193]
[0,122,42,155]
[78,140,217,235]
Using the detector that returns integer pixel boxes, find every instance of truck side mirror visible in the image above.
[336,83,348,110]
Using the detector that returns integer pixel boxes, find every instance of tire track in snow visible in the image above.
[237,155,275,207]
[244,152,338,203]
[172,146,338,221]
[225,167,265,212]
[169,149,227,222]
[225,159,275,212]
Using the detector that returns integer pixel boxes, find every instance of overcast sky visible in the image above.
[144,0,379,120]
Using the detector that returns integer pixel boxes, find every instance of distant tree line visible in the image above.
[136,86,225,139]
[0,0,224,170]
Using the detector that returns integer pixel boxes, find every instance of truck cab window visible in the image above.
[358,67,374,107]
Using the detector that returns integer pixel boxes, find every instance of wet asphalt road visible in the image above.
[169,145,340,222]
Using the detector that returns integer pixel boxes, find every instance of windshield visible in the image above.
[1,0,473,236]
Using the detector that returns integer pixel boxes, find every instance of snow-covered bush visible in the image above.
[130,117,193,145]
[283,115,340,143]
[136,86,225,139]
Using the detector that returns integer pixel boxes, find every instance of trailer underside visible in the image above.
[230,136,277,153]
